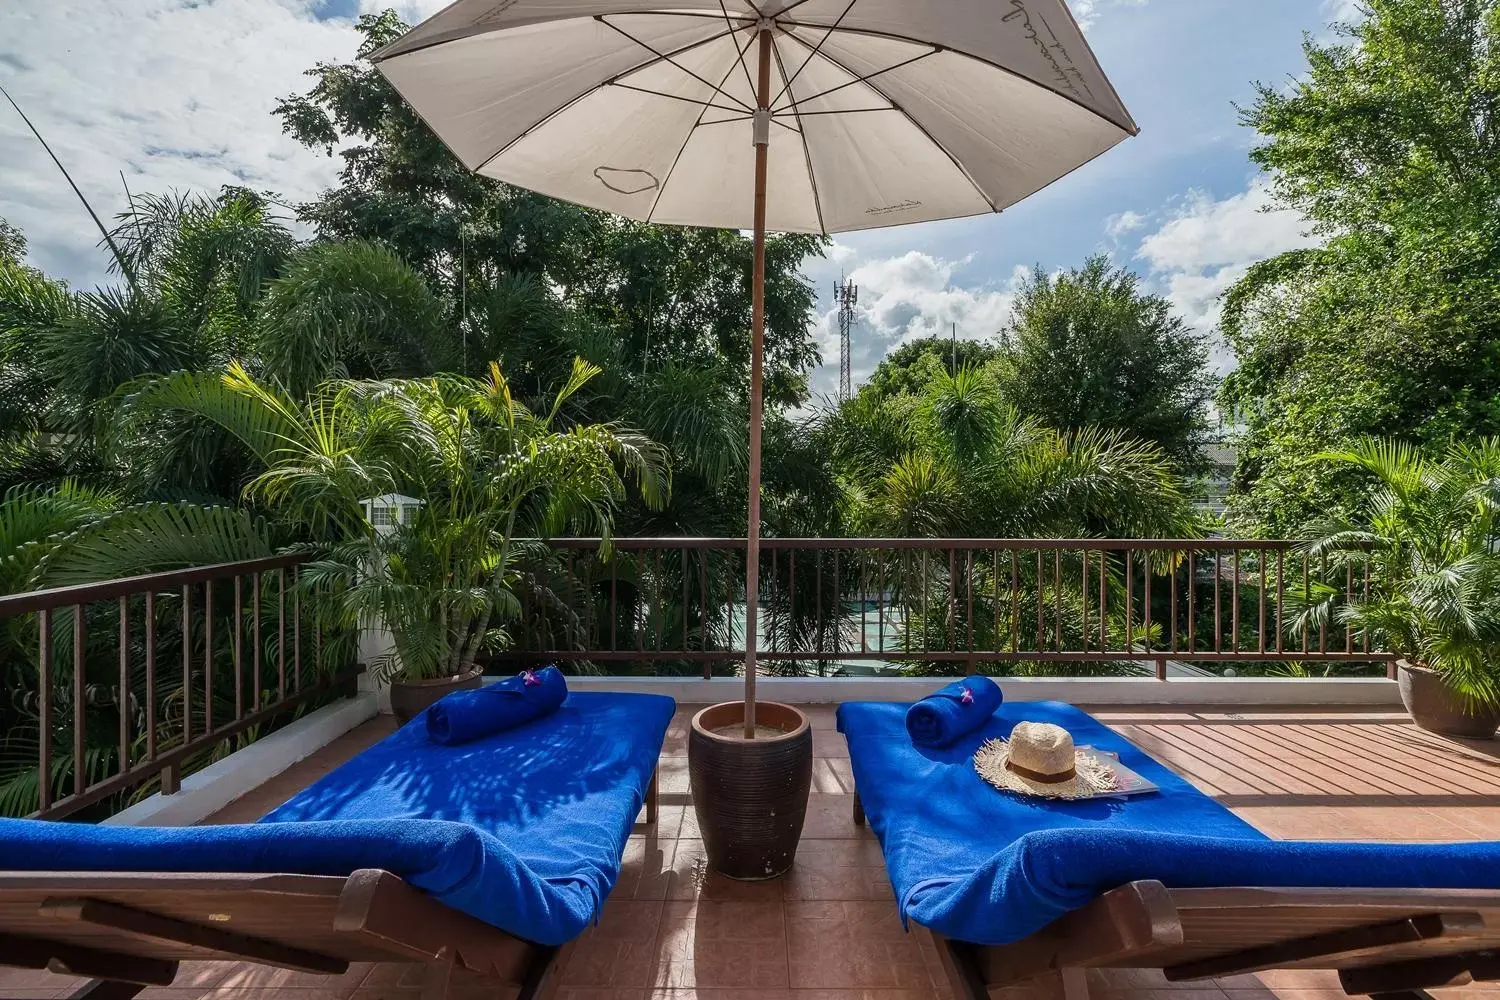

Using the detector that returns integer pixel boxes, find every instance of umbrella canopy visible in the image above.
[373,0,1135,734]
[373,0,1136,234]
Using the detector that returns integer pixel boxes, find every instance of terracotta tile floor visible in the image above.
[7,703,1500,1000]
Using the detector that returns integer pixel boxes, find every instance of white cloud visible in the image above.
[1134,175,1317,372]
[805,250,1026,400]
[0,0,364,287]
[1104,210,1146,239]
[1071,0,1150,31]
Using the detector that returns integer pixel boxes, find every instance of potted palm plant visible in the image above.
[1311,439,1500,738]
[132,357,668,720]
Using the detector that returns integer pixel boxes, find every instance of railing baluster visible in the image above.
[1320,551,1329,655]
[145,593,156,763]
[1345,560,1355,654]
[1081,550,1090,652]
[1097,550,1107,651]
[1258,551,1267,655]
[1054,550,1063,652]
[38,607,52,811]
[1010,550,1020,654]
[181,584,192,745]
[204,579,213,735]
[278,568,287,701]
[1168,554,1178,654]
[833,548,841,657]
[1301,554,1311,655]
[72,604,85,798]
[1142,550,1152,654]
[118,596,130,778]
[252,572,262,712]
[1232,550,1240,654]
[294,566,302,692]
[1276,550,1286,654]
[1124,550,1134,653]
[947,548,956,651]
[655,549,664,654]
[966,549,975,655]
[1035,549,1045,650]
[234,576,244,719]
[1213,551,1222,654]
[1187,550,1196,652]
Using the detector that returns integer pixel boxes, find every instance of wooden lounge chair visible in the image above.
[923,861,1500,999]
[0,773,657,1000]
[838,698,1500,1000]
[0,772,658,1000]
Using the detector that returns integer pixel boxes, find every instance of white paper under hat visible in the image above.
[974,721,1118,800]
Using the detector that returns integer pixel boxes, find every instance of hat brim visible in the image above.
[973,739,1119,800]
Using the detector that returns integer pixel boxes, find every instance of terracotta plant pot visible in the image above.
[1397,661,1500,740]
[688,701,813,880]
[389,668,484,724]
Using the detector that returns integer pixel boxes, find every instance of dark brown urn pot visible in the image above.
[688,701,813,880]
[1397,661,1500,740]
[389,668,484,724]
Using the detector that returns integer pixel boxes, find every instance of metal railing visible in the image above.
[1,555,359,820]
[511,538,1395,678]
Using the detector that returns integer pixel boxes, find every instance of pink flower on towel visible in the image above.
[520,670,542,687]
[960,686,974,705]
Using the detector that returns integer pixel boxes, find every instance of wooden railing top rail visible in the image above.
[0,553,308,617]
[544,537,1307,551]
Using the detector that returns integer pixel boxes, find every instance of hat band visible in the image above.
[1005,760,1077,784]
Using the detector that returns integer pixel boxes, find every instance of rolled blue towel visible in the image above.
[905,675,1003,748]
[426,666,568,745]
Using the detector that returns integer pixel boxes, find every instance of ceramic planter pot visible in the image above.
[688,701,813,880]
[389,668,484,723]
[1397,661,1500,740]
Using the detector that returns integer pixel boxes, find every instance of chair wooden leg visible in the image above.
[420,946,454,1000]
[645,769,659,826]
[67,982,145,1000]
[932,935,987,1000]
[515,944,561,1000]
[852,791,865,827]
[1060,967,1091,1000]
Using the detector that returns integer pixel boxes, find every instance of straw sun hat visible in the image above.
[974,722,1118,800]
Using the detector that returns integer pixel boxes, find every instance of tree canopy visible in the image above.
[1221,0,1500,534]
[996,256,1214,472]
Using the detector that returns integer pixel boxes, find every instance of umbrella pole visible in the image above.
[744,25,773,739]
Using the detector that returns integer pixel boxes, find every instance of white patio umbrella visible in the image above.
[373,0,1136,735]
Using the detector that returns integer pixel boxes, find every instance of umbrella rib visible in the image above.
[768,28,827,234]
[472,22,745,174]
[598,16,756,112]
[773,18,1138,136]
[770,0,859,111]
[717,0,759,105]
[646,27,757,222]
[609,80,748,116]
[794,39,999,212]
[770,46,934,114]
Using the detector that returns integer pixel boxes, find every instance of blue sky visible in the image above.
[0,0,1345,396]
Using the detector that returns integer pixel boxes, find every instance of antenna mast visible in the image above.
[835,276,858,403]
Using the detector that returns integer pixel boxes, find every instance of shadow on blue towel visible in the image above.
[840,700,1500,947]
[0,691,675,947]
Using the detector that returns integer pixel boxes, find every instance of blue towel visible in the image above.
[904,675,1003,747]
[838,700,1500,946]
[0,691,674,947]
[427,666,568,745]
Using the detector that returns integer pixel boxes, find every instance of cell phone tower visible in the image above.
[835,277,858,403]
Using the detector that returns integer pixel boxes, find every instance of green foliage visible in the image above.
[1306,437,1500,707]
[863,336,1002,402]
[128,359,670,680]
[997,256,1214,471]
[1222,0,1500,533]
[826,363,1205,540]
[0,218,24,264]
